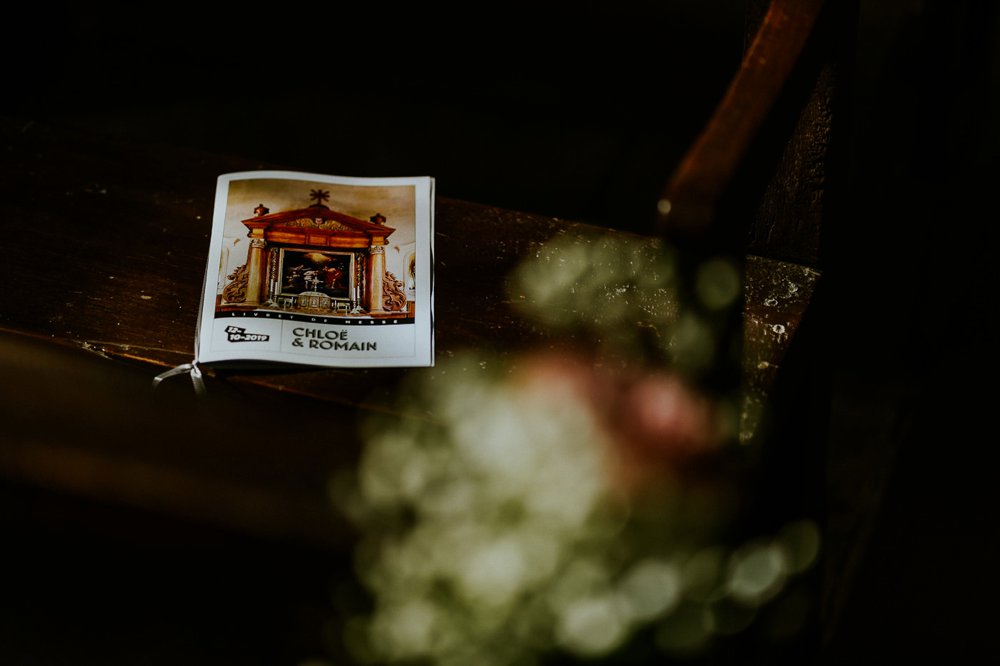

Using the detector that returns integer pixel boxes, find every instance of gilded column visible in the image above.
[245,238,267,306]
[366,244,386,312]
[265,246,280,305]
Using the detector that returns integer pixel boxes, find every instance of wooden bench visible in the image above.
[0,1,858,661]
[0,116,823,550]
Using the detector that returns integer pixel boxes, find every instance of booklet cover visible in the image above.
[194,170,434,369]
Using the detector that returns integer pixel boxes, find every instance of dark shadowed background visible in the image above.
[2,0,997,662]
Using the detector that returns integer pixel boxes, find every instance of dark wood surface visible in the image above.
[2,2,998,663]
[0,116,818,550]
[0,8,835,662]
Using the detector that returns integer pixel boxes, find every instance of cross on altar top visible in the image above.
[309,189,330,206]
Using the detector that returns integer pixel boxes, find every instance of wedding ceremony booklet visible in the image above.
[190,170,434,371]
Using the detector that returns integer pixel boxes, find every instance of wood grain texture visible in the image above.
[0,117,817,546]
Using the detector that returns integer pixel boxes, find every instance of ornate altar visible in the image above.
[221,192,407,317]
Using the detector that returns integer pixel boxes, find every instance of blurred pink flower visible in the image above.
[514,350,723,494]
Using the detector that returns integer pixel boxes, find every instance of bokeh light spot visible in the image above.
[695,257,742,310]
[556,595,628,657]
[777,519,821,574]
[619,558,682,621]
[726,540,788,606]
[682,547,727,603]
[671,313,716,372]
[371,599,438,659]
[457,536,528,608]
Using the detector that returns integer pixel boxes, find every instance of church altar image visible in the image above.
[217,186,414,321]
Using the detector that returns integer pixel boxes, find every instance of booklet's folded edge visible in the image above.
[152,172,436,393]
[427,175,436,368]
[152,262,208,396]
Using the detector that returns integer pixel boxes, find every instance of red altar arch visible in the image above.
[221,200,407,317]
